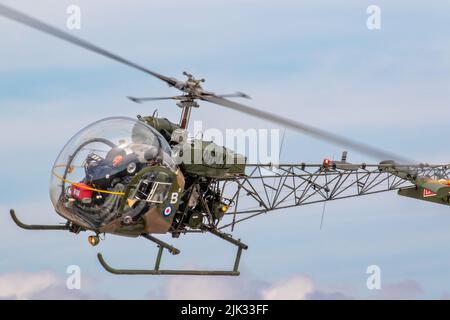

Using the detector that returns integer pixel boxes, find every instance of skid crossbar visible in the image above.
[97,227,248,276]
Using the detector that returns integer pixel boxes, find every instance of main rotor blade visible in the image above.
[202,95,409,162]
[0,3,179,88]
[128,96,176,103]
[216,92,251,99]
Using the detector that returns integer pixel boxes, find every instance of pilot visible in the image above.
[83,141,164,190]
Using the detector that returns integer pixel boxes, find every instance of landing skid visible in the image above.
[9,209,248,276]
[9,209,70,230]
[97,226,248,276]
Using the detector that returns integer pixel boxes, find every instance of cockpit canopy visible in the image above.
[49,117,176,229]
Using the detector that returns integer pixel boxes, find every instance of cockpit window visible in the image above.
[49,117,176,228]
[133,180,172,204]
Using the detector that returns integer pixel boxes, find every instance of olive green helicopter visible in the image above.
[2,4,450,276]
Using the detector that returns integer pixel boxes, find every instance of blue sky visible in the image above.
[1,0,450,299]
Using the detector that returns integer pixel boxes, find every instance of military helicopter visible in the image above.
[3,4,450,276]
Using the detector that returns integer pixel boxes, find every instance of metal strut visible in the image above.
[9,209,70,230]
[97,227,248,276]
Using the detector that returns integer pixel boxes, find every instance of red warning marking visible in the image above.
[423,189,436,198]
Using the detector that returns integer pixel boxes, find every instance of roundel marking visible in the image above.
[163,205,173,216]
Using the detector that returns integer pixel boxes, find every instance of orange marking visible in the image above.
[112,155,124,167]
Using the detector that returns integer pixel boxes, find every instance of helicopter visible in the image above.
[2,3,450,276]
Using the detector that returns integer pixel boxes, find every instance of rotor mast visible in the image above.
[179,104,192,129]
[177,72,201,129]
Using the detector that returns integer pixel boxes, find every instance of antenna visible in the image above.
[320,201,327,230]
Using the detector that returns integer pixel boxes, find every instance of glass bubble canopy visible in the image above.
[49,117,175,228]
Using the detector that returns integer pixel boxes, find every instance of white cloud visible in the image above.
[163,276,238,300]
[376,280,424,300]
[261,275,315,300]
[0,270,105,300]
[0,269,427,300]
[0,271,59,299]
[147,272,352,300]
[152,273,430,300]
[146,267,266,300]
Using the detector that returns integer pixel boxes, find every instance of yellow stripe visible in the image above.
[427,179,450,185]
[52,169,125,196]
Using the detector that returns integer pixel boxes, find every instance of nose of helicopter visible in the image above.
[49,117,176,230]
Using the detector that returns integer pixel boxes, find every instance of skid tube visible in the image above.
[9,209,70,230]
[97,226,248,276]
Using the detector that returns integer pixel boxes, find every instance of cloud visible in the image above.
[441,293,450,300]
[147,271,267,300]
[162,277,238,300]
[376,280,424,300]
[148,272,434,300]
[0,269,430,300]
[260,275,354,300]
[0,271,105,300]
[261,275,315,300]
[147,273,353,300]
[0,271,59,299]
[306,291,353,300]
